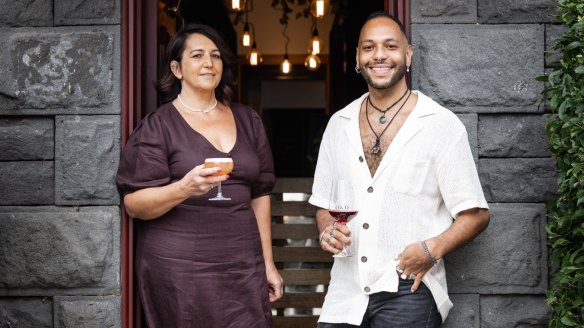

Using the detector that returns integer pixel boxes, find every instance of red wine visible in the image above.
[329,210,358,224]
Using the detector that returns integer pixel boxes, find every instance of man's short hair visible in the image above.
[361,11,409,43]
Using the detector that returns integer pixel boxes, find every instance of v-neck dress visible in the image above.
[116,102,275,328]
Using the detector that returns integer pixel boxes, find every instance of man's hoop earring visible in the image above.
[355,67,361,74]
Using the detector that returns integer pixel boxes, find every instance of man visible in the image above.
[309,11,490,327]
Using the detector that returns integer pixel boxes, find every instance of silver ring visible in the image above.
[328,235,333,246]
[329,229,335,238]
[332,221,337,229]
[408,274,416,280]
[396,266,404,274]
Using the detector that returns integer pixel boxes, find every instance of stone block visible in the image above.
[545,24,568,68]
[411,0,477,23]
[0,161,54,205]
[0,297,53,327]
[443,294,480,328]
[55,0,120,26]
[479,158,556,202]
[54,296,120,328]
[411,25,544,113]
[478,114,551,158]
[446,204,547,294]
[0,26,120,115]
[0,206,120,295]
[55,115,120,205]
[0,0,53,27]
[478,0,558,24]
[0,117,54,160]
[480,295,550,327]
[457,113,478,162]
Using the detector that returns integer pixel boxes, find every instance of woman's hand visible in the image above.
[177,164,228,197]
[265,263,284,302]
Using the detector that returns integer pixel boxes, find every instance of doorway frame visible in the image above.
[120,1,410,326]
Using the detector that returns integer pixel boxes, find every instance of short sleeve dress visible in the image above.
[116,102,275,328]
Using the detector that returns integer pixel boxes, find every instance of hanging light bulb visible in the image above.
[281,24,291,74]
[227,0,247,12]
[304,53,321,71]
[310,28,321,55]
[281,54,291,74]
[242,23,252,47]
[248,42,261,66]
[310,0,329,19]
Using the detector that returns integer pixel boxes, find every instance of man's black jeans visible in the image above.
[317,278,442,328]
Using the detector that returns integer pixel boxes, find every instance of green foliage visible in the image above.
[541,0,584,327]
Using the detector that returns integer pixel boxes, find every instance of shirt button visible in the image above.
[363,223,369,229]
[359,156,364,162]
[367,187,374,193]
[361,256,368,263]
[364,287,370,293]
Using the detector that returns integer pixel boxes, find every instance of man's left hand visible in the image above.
[396,241,435,292]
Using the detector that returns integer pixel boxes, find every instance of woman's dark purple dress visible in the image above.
[116,103,275,328]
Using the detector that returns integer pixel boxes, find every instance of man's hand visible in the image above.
[319,221,352,254]
[396,241,435,292]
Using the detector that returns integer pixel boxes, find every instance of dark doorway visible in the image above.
[239,64,329,177]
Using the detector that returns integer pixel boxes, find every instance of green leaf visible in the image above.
[575,65,584,74]
[561,315,577,326]
[564,41,582,51]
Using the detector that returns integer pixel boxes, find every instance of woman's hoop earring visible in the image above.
[355,67,361,74]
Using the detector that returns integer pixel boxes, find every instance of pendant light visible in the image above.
[304,53,321,71]
[248,42,261,66]
[310,0,329,19]
[282,55,291,74]
[227,0,247,12]
[281,23,291,74]
[242,23,252,47]
[310,18,322,55]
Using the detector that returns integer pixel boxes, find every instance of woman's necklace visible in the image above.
[177,94,218,113]
[368,88,409,124]
[365,89,411,155]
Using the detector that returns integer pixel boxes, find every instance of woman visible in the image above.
[116,24,283,327]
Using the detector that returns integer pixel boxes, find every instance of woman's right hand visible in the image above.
[177,164,229,197]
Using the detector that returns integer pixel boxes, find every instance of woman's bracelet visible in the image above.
[318,230,326,244]
[422,240,439,265]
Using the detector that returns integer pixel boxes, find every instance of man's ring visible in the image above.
[396,266,404,274]
[328,235,333,246]
[408,274,416,280]
[329,228,335,238]
[332,221,338,229]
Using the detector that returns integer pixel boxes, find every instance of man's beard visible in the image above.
[361,62,407,90]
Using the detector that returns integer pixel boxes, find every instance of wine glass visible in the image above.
[328,179,358,258]
[204,158,234,201]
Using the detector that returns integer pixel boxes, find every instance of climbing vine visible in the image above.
[538,0,584,326]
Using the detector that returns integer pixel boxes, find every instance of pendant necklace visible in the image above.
[177,94,218,113]
[365,89,411,155]
[368,88,409,124]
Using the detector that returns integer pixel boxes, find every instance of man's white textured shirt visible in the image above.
[309,91,489,324]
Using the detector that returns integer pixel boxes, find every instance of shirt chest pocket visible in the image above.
[391,160,431,196]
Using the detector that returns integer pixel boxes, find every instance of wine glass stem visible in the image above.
[216,181,223,197]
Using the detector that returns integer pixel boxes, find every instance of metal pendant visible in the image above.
[379,115,387,124]
[371,138,381,155]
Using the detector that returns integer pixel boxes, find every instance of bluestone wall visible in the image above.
[411,0,558,326]
[0,0,121,327]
